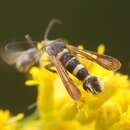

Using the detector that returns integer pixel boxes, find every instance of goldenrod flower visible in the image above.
[24,42,130,130]
[1,41,130,130]
[0,109,24,130]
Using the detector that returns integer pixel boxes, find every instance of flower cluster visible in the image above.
[0,109,23,130]
[1,42,130,130]
[25,43,130,130]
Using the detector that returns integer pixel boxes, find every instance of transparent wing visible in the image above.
[50,55,81,100]
[0,49,25,65]
[67,45,121,71]
[0,41,35,65]
[4,41,36,52]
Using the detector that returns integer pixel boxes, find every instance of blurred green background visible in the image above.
[0,0,130,114]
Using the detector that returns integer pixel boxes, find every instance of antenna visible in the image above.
[44,19,62,41]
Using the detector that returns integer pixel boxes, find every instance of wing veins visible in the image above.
[50,55,81,100]
[67,45,121,71]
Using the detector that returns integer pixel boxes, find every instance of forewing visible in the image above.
[50,55,81,100]
[0,41,35,65]
[4,41,36,52]
[0,48,25,65]
[67,45,121,71]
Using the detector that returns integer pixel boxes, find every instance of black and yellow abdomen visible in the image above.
[46,41,102,94]
[56,47,89,81]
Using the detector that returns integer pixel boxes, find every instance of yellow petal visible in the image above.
[97,44,105,54]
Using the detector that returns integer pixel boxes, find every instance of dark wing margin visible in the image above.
[67,45,121,71]
[50,55,81,100]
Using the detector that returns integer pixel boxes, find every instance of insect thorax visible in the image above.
[45,41,66,56]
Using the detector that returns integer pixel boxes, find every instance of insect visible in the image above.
[0,19,121,100]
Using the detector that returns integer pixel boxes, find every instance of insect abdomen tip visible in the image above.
[83,76,103,95]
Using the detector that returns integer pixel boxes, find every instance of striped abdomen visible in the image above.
[56,48,89,81]
[47,41,103,94]
[57,48,103,94]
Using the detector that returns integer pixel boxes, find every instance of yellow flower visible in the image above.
[0,109,24,130]
[25,42,130,130]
